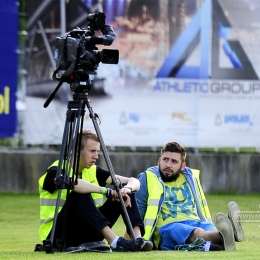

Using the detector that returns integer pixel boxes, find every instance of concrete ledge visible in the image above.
[0,149,259,194]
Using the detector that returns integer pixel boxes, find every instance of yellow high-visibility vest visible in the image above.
[39,160,103,241]
[143,169,212,248]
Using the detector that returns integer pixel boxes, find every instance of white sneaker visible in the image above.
[215,212,236,251]
[228,201,245,242]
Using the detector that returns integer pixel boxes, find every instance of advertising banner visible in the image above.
[24,0,260,148]
[0,0,18,137]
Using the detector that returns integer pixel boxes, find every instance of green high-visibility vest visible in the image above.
[38,160,103,242]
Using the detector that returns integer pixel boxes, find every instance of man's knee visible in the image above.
[187,228,204,242]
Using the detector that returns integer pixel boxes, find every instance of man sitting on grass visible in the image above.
[38,129,153,253]
[136,141,244,251]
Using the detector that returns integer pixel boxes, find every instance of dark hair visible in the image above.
[161,142,186,162]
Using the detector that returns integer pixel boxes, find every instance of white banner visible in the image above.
[24,79,260,148]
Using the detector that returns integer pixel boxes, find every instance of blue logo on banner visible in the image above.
[120,112,140,124]
[0,0,18,137]
[224,115,253,125]
[129,113,139,123]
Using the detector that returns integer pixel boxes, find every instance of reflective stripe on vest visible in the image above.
[39,198,66,225]
[40,198,66,207]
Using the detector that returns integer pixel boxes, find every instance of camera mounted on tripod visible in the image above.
[52,12,119,87]
[42,13,138,254]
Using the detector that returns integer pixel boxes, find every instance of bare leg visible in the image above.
[187,228,223,246]
[123,226,142,239]
[101,226,117,244]
[133,226,142,237]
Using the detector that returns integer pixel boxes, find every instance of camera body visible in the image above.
[53,12,119,83]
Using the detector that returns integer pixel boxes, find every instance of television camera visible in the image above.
[52,12,119,87]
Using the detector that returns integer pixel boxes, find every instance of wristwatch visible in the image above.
[123,186,134,193]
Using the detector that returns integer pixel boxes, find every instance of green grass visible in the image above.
[0,193,260,259]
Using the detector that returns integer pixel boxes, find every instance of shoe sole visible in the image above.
[140,240,153,251]
[228,201,245,242]
[215,212,236,251]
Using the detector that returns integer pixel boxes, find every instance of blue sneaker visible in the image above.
[136,237,153,251]
[111,237,136,252]
[111,237,153,252]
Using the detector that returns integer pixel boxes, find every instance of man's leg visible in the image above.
[186,217,236,251]
[159,221,222,251]
[53,192,111,247]
[52,192,147,252]
[99,194,153,251]
[159,222,193,250]
[124,194,153,251]
[99,194,145,236]
[187,228,222,245]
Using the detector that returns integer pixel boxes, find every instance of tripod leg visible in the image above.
[43,100,85,253]
[84,96,137,245]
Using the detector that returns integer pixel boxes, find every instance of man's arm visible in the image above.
[43,167,106,195]
[105,175,141,194]
[135,172,148,220]
[73,179,104,194]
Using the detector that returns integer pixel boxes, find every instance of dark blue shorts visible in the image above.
[158,220,217,250]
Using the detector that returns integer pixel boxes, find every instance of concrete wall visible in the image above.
[0,149,259,194]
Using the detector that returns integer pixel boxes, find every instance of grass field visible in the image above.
[0,193,260,259]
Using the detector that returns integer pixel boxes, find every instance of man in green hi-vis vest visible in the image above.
[38,129,153,252]
[136,142,244,252]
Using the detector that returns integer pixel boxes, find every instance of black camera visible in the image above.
[52,12,119,83]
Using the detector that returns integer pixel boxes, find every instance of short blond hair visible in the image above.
[80,129,99,150]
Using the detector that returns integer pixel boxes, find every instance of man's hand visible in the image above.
[110,189,132,207]
[120,186,133,195]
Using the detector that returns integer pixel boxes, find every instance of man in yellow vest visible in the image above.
[136,141,244,251]
[39,129,153,252]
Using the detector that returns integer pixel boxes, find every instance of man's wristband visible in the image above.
[101,187,107,195]
[101,187,112,198]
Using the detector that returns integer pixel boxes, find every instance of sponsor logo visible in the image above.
[120,112,140,124]
[172,112,191,122]
[154,80,260,94]
[215,114,253,126]
[224,115,252,125]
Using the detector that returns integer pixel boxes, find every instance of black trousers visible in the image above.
[49,191,145,248]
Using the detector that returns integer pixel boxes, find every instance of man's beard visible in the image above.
[159,165,182,182]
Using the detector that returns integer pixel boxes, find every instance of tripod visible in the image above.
[42,79,137,253]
